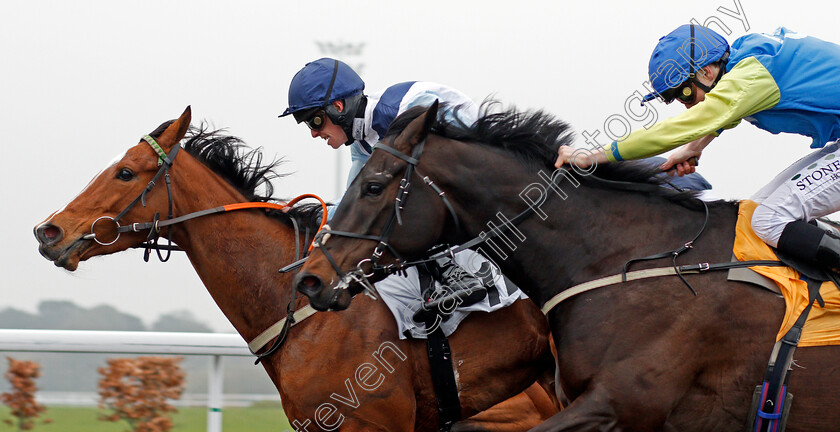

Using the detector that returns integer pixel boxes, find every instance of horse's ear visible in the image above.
[398,100,439,149]
[157,106,192,150]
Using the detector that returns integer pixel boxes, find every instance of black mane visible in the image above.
[148,121,323,227]
[385,101,707,207]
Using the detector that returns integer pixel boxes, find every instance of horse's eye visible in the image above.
[116,168,135,181]
[365,182,384,196]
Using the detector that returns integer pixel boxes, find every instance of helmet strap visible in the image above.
[320,59,366,146]
[690,66,725,93]
[325,93,367,146]
[687,24,727,94]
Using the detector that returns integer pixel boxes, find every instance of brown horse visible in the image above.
[293,102,840,431]
[33,107,558,431]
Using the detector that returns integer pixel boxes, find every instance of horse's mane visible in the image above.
[148,120,323,227]
[385,101,709,207]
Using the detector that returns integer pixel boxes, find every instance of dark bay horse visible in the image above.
[293,102,840,431]
[33,107,558,431]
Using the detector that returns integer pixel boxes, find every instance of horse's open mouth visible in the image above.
[40,237,92,271]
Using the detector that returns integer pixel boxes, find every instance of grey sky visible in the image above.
[3,0,835,331]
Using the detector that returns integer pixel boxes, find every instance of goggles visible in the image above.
[304,110,326,131]
[659,81,695,105]
[293,108,327,131]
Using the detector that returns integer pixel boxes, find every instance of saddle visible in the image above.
[733,200,840,346]
[734,200,840,432]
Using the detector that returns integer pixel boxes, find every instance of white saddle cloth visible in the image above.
[375,249,526,339]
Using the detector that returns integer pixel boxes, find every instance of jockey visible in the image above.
[280,58,504,336]
[280,58,477,194]
[556,24,840,273]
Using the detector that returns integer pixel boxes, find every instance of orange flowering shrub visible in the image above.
[1,357,47,431]
[97,357,185,432]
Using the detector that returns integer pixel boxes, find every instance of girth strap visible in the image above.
[247,305,318,354]
[541,260,785,315]
[418,267,462,432]
[750,276,824,432]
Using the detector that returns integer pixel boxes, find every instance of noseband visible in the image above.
[311,139,461,297]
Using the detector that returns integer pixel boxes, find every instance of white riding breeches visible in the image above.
[751,141,840,247]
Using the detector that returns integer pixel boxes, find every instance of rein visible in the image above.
[85,134,329,363]
[309,140,462,299]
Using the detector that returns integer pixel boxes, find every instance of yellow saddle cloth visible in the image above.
[735,200,840,346]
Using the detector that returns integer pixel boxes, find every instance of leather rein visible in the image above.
[86,135,327,363]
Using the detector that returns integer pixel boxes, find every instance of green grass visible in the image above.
[0,405,293,431]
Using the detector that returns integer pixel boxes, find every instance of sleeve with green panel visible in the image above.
[605,56,782,162]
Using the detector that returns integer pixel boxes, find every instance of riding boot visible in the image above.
[413,257,489,324]
[815,231,840,273]
[436,257,488,307]
[777,220,840,273]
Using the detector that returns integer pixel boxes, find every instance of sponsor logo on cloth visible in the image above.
[791,154,840,191]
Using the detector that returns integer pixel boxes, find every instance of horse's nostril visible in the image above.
[296,274,323,295]
[302,276,319,288]
[43,226,60,240]
[35,223,63,245]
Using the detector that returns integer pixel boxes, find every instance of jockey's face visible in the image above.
[310,115,347,149]
[679,64,719,109]
[308,100,348,149]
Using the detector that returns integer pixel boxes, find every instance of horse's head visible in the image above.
[295,102,455,311]
[34,107,192,270]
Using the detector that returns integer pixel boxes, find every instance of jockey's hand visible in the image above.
[554,146,608,169]
[659,134,715,176]
[660,147,702,177]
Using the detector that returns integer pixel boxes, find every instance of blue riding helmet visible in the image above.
[641,24,730,104]
[280,58,364,117]
[279,58,366,145]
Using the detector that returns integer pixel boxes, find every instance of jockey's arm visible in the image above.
[660,134,716,176]
[605,57,781,162]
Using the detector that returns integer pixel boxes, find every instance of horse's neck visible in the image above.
[433,145,736,304]
[165,159,414,407]
[512,187,717,296]
[165,159,303,343]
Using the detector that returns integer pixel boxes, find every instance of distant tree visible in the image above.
[0,309,40,330]
[1,357,48,430]
[76,305,145,331]
[151,310,213,333]
[98,357,185,432]
[0,301,147,331]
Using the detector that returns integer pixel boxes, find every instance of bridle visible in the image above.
[84,134,328,363]
[85,134,181,261]
[309,139,463,298]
